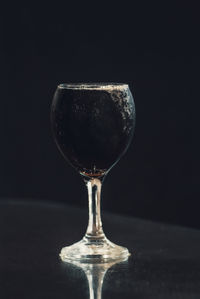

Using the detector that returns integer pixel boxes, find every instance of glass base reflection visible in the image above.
[63,256,129,299]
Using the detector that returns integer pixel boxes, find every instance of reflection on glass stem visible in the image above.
[65,257,128,299]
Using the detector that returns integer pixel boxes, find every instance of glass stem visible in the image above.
[85,178,105,240]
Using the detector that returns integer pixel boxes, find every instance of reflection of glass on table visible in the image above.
[65,257,128,299]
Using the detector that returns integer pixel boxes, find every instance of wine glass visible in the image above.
[51,83,136,262]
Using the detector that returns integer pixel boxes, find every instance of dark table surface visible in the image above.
[0,199,200,298]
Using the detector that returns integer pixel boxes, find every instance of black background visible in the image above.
[0,2,199,228]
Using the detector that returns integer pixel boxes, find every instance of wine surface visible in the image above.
[51,85,135,177]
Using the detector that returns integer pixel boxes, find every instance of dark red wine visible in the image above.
[51,83,135,177]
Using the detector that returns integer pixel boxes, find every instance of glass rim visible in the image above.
[57,82,129,90]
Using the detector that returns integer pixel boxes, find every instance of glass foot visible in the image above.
[60,236,130,263]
